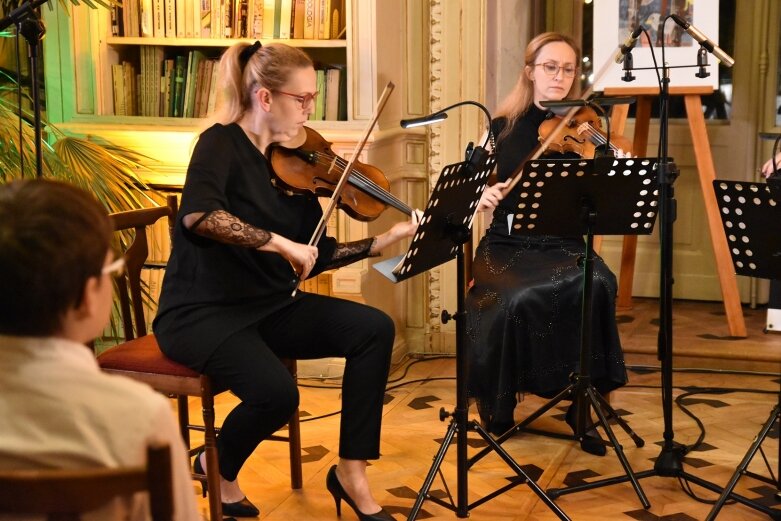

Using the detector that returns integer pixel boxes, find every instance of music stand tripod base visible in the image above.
[704,180,781,520]
[375,154,570,521]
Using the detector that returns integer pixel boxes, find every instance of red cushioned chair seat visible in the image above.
[97,335,199,379]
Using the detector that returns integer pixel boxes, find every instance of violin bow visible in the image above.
[292,81,395,296]
[501,52,616,196]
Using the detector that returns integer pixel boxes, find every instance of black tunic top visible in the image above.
[153,123,337,370]
[465,106,627,434]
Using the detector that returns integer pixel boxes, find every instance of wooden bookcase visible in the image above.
[43,1,354,126]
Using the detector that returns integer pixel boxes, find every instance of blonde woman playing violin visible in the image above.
[154,41,416,520]
[466,32,628,457]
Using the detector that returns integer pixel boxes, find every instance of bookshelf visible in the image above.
[46,0,350,122]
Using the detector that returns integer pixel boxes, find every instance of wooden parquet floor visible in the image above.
[191,298,781,520]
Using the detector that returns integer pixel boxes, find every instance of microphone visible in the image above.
[613,26,644,64]
[400,112,448,129]
[670,14,734,68]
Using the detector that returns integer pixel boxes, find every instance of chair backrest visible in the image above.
[109,196,177,340]
[0,445,173,521]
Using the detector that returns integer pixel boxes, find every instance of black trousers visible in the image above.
[202,294,394,481]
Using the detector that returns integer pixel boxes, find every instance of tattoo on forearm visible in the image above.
[193,210,272,248]
[324,237,377,270]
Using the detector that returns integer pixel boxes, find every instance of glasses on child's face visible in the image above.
[535,62,578,78]
[274,90,319,110]
[101,256,126,277]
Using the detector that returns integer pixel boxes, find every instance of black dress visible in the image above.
[465,106,628,434]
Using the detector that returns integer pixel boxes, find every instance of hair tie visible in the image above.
[239,41,262,69]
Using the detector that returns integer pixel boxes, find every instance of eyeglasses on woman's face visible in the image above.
[535,62,578,78]
[101,256,126,277]
[274,90,319,110]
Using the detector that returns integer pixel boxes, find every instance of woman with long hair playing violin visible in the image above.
[153,41,416,520]
[466,32,628,456]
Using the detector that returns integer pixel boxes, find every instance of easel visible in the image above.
[604,86,747,338]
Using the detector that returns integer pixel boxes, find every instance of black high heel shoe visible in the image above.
[325,465,394,521]
[565,403,607,457]
[194,450,260,517]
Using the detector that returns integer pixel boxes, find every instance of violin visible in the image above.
[537,105,633,158]
[268,126,412,222]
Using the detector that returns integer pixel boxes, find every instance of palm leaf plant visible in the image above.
[0,1,165,346]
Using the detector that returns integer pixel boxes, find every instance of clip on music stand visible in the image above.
[705,180,781,520]
[467,156,659,508]
[375,154,570,521]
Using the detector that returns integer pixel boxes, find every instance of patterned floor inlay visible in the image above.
[189,298,780,520]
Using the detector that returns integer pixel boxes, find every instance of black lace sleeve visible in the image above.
[321,237,379,271]
[188,210,272,248]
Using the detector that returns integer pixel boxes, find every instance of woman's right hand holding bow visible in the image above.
[477,179,511,212]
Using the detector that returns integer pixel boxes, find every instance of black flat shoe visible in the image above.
[193,450,260,517]
[565,403,607,457]
[325,465,394,521]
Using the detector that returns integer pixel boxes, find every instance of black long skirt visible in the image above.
[465,229,627,434]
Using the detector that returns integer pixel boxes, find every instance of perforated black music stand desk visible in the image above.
[375,154,570,521]
[467,156,660,508]
[705,180,781,520]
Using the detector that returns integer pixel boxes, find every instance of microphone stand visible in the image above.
[2,0,51,179]
[548,21,780,519]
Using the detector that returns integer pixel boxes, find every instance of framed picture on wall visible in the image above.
[592,0,720,91]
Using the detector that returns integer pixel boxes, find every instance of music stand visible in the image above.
[705,180,781,520]
[467,156,659,508]
[375,154,569,521]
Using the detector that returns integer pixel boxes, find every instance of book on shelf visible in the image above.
[183,0,194,37]
[248,0,264,37]
[175,0,186,37]
[324,66,340,121]
[292,0,305,38]
[260,0,273,38]
[200,0,212,37]
[152,0,164,37]
[309,68,326,121]
[163,59,175,116]
[303,0,315,38]
[272,0,282,38]
[140,0,153,36]
[192,59,206,119]
[183,50,206,118]
[164,0,176,37]
[317,0,328,39]
[124,62,137,116]
[172,54,187,117]
[234,0,248,38]
[278,0,292,39]
[329,0,344,38]
[206,61,220,116]
[112,64,126,116]
[222,0,234,37]
[111,6,121,36]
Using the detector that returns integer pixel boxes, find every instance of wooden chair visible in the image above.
[0,445,173,521]
[97,196,302,521]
